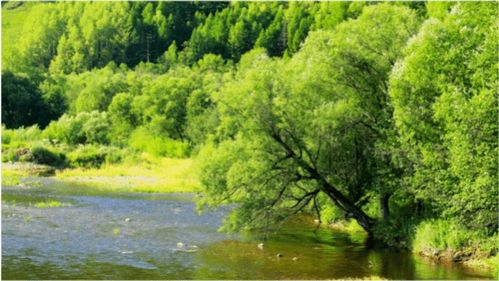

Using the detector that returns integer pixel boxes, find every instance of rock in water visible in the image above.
[276,253,283,258]
[257,243,264,249]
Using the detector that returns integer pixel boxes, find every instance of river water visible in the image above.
[1,180,494,279]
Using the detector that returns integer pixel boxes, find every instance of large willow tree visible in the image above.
[197,4,418,234]
[389,2,498,232]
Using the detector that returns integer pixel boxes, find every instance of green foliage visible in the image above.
[129,127,189,158]
[19,146,65,166]
[198,4,419,233]
[2,125,42,145]
[62,64,128,114]
[34,200,64,208]
[108,93,137,145]
[2,148,19,163]
[389,2,498,232]
[66,145,108,168]
[1,71,50,128]
[411,219,497,253]
[43,111,110,145]
[320,204,344,224]
[2,1,497,255]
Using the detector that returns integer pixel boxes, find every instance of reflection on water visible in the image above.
[1,182,495,280]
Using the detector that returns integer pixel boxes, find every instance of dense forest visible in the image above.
[2,0,497,262]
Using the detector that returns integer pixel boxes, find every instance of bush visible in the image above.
[373,217,418,249]
[2,125,42,145]
[412,219,477,252]
[103,146,138,165]
[321,204,344,223]
[19,146,66,166]
[317,192,345,223]
[129,127,189,158]
[2,148,20,162]
[43,111,110,145]
[67,145,108,168]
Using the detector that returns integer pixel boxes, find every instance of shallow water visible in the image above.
[1,180,494,279]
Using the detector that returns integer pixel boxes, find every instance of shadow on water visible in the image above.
[1,180,495,280]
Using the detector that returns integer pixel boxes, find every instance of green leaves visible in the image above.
[389,2,498,230]
[2,1,496,240]
[197,4,419,232]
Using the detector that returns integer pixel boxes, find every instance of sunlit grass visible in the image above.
[2,162,54,187]
[2,166,28,186]
[2,175,21,186]
[55,155,200,193]
[464,255,499,278]
[34,200,65,208]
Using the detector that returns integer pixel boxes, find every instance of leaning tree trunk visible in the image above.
[268,131,377,234]
[319,179,376,234]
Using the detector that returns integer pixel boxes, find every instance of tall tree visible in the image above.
[389,2,498,232]
[1,72,49,128]
[197,4,419,235]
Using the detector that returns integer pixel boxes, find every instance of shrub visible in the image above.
[103,146,138,165]
[43,114,86,144]
[373,217,418,249]
[2,148,19,162]
[2,125,42,145]
[129,127,189,158]
[412,219,480,252]
[19,146,66,166]
[43,111,110,145]
[82,112,110,144]
[67,145,108,168]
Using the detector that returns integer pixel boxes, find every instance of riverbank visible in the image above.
[1,157,199,193]
[418,247,499,275]
[324,219,498,277]
[1,160,497,278]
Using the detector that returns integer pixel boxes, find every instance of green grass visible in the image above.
[465,255,499,277]
[55,155,200,193]
[2,162,55,178]
[412,219,475,252]
[112,227,121,236]
[412,219,499,275]
[2,175,20,186]
[34,200,64,208]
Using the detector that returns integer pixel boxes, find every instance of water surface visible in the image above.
[1,180,494,279]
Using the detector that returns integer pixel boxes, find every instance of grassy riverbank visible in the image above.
[55,157,199,193]
[1,156,199,193]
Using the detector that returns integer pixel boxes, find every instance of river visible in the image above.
[1,180,494,279]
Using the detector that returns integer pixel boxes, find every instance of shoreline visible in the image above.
[2,160,497,278]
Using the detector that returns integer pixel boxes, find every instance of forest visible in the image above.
[1,1,498,278]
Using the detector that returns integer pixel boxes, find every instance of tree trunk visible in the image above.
[320,179,376,234]
[380,193,390,221]
[268,131,377,234]
[415,199,424,216]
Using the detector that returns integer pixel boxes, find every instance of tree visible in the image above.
[108,92,137,145]
[255,7,286,57]
[197,4,419,235]
[389,2,498,232]
[132,66,199,140]
[61,63,127,114]
[1,71,49,128]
